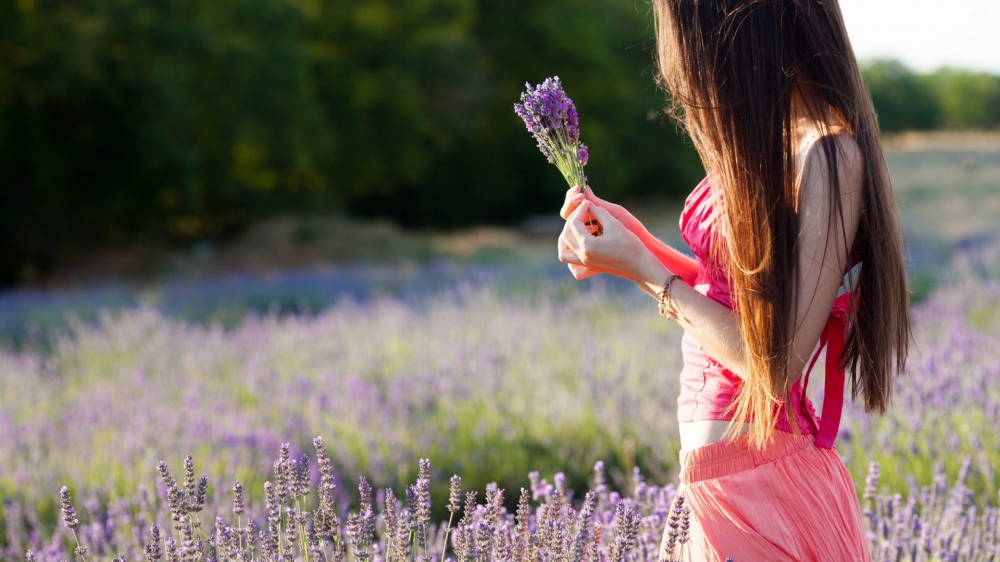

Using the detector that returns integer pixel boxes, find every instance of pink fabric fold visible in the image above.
[662,431,872,562]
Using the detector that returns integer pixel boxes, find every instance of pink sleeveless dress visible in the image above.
[660,176,872,562]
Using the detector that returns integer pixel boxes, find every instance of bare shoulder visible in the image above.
[796,132,864,219]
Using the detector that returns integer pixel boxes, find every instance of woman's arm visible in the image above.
[639,233,700,285]
[594,135,864,383]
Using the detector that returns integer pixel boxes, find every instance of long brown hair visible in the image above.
[652,0,911,448]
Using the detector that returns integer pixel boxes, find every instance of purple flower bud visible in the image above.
[183,455,196,503]
[864,461,880,500]
[145,524,162,562]
[233,481,245,516]
[193,476,208,513]
[59,486,79,529]
[297,453,311,499]
[448,475,462,513]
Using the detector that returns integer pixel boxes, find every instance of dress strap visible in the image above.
[800,289,858,449]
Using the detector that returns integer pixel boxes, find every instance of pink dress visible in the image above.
[660,176,872,562]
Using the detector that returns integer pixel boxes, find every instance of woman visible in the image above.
[557,1,911,560]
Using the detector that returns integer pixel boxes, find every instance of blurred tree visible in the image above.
[4,1,999,286]
[0,0,333,283]
[0,0,701,284]
[926,68,1000,130]
[320,0,702,228]
[861,60,1000,132]
[861,59,939,132]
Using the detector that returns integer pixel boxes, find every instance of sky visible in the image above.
[838,0,1000,75]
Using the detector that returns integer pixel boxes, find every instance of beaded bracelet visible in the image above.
[658,274,682,318]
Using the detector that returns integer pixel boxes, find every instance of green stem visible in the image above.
[278,507,285,559]
[70,528,88,562]
[297,499,310,562]
[439,511,456,562]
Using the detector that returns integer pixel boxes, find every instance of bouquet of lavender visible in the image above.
[515,76,601,234]
[515,76,589,188]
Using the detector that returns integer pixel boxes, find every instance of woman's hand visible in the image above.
[560,185,651,240]
[558,199,652,281]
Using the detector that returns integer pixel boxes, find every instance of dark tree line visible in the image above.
[864,59,1000,132]
[1,1,997,285]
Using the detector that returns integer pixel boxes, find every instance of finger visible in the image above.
[586,202,618,226]
[561,185,579,212]
[567,200,596,245]
[558,230,584,265]
[569,263,598,279]
[560,188,585,220]
[558,239,584,266]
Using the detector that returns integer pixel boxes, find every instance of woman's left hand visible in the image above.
[558,200,650,281]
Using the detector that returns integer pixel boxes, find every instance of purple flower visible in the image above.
[232,481,245,517]
[59,486,79,529]
[448,475,462,513]
[515,76,589,188]
[144,524,162,561]
[864,461,880,500]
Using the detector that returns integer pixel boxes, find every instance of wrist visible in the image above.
[631,247,671,288]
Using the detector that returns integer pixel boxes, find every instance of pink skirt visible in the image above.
[660,430,872,561]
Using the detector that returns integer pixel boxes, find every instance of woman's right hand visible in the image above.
[560,185,650,241]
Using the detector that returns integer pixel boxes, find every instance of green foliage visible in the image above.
[862,60,940,132]
[0,0,702,285]
[3,1,999,285]
[928,68,1000,130]
[862,59,1000,132]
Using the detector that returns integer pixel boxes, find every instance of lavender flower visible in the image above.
[183,456,196,505]
[514,76,590,190]
[193,476,208,514]
[415,459,432,551]
[232,481,245,517]
[609,501,640,562]
[144,524,162,562]
[661,493,685,558]
[59,486,79,530]
[448,475,462,513]
[263,481,280,557]
[570,491,597,560]
[295,453,311,499]
[164,537,178,562]
[157,461,187,531]
[346,477,375,561]
[865,461,881,500]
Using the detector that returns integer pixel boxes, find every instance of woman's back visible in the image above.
[675,129,864,450]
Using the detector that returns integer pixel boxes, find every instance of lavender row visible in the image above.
[14,441,687,561]
[10,444,999,561]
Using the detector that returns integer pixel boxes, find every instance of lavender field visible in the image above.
[2,239,1000,560]
[2,137,1000,560]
